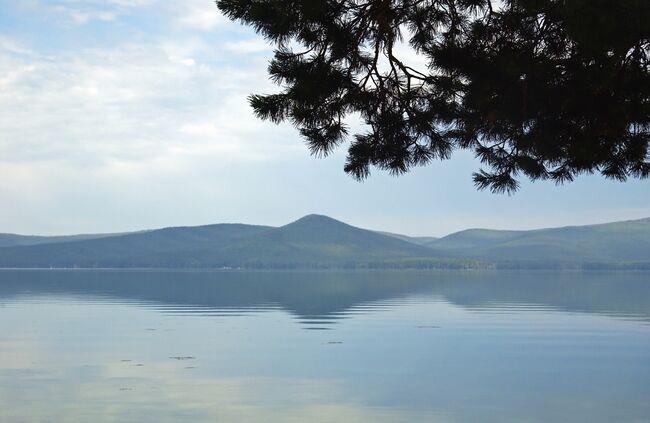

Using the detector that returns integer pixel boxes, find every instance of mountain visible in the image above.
[375,231,438,246]
[0,223,273,268]
[1,215,648,269]
[0,232,125,248]
[424,229,523,250]
[216,215,448,266]
[427,217,650,267]
[0,215,470,269]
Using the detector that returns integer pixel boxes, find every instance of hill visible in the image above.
[427,217,650,268]
[0,215,471,269]
[216,215,451,267]
[375,231,438,246]
[0,223,272,268]
[1,215,648,269]
[0,232,125,248]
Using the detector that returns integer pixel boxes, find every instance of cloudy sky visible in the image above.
[1,0,648,237]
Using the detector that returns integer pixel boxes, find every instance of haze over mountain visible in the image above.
[428,217,650,267]
[376,232,438,246]
[0,215,465,269]
[0,215,648,269]
[0,233,122,248]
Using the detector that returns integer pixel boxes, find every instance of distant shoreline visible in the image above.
[0,266,648,272]
[1,215,648,271]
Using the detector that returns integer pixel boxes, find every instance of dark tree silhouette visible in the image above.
[217,0,649,192]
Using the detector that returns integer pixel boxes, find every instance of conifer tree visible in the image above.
[217,0,650,192]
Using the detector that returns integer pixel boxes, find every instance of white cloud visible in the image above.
[179,122,220,137]
[29,0,158,26]
[0,37,34,56]
[0,36,297,168]
[104,0,156,6]
[176,0,229,31]
[54,6,118,24]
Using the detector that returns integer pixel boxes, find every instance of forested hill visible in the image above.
[0,232,124,248]
[425,217,650,268]
[0,215,648,269]
[0,215,471,269]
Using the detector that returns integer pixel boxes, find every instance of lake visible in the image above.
[0,270,648,422]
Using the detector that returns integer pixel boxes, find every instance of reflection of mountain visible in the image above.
[0,270,648,323]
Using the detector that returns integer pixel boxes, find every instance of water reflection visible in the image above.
[0,270,649,422]
[0,270,648,325]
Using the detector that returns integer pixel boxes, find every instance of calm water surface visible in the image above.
[0,270,648,422]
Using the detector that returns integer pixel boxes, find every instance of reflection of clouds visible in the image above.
[1,364,451,423]
[0,300,448,422]
[0,299,450,422]
[2,272,649,423]
[0,339,43,369]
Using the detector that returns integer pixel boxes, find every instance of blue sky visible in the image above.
[1,0,649,236]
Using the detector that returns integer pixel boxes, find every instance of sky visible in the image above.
[0,0,649,237]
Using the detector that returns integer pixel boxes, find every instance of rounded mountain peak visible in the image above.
[287,214,345,226]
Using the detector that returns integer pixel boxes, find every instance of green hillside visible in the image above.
[428,217,650,267]
[0,224,273,268]
[0,232,125,248]
[424,229,523,250]
[376,231,438,246]
[218,215,449,266]
[0,215,469,269]
[1,215,648,269]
